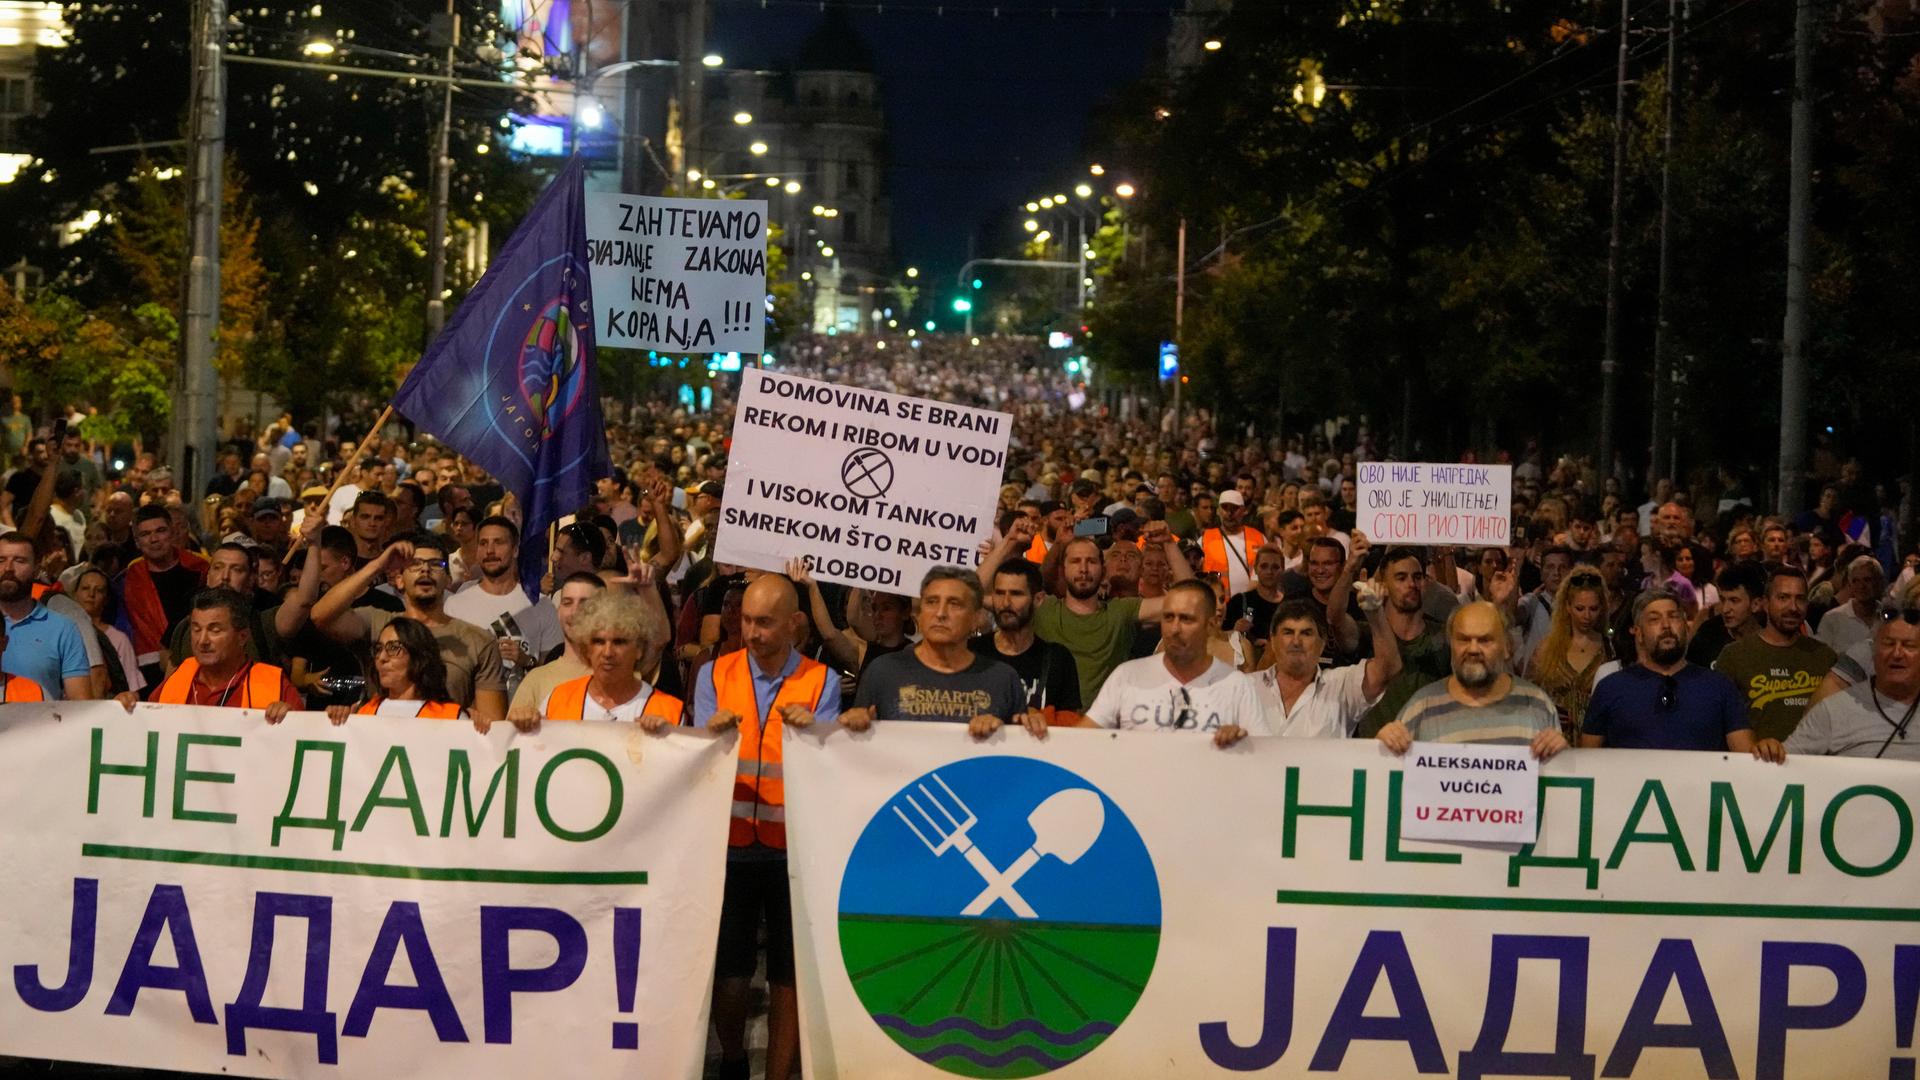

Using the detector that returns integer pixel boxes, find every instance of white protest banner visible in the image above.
[1356,460,1512,547]
[585,192,767,354]
[715,370,1012,592]
[1399,741,1538,844]
[787,725,1920,1078]
[0,703,734,1078]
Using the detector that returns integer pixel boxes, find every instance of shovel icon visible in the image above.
[958,788,1107,917]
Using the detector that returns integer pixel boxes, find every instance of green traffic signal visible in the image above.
[952,298,973,313]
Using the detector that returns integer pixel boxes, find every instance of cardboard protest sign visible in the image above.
[714,371,1012,592]
[1355,461,1513,547]
[585,193,767,354]
[1399,741,1540,844]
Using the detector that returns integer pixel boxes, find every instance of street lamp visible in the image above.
[1039,197,1055,209]
[764,176,780,186]
[783,180,802,194]
[702,53,724,67]
[1203,38,1223,51]
[1023,219,1039,232]
[1025,201,1039,212]
[1074,183,1093,198]
[1115,183,1137,199]
[302,38,336,57]
[732,111,753,125]
[1090,163,1105,176]
[578,101,605,129]
[905,267,919,278]
[749,141,768,155]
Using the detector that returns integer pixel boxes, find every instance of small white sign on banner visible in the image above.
[1399,741,1539,844]
[1355,461,1512,548]
[714,370,1012,593]
[584,192,768,354]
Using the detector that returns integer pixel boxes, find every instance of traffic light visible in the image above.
[971,278,984,289]
[952,297,973,314]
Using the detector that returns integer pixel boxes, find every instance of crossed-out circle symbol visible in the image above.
[841,448,895,499]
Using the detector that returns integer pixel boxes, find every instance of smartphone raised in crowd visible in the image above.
[1074,516,1110,538]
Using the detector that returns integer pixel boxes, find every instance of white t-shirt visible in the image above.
[538,681,669,723]
[1086,656,1270,734]
[1253,661,1379,738]
[327,483,363,525]
[444,581,564,657]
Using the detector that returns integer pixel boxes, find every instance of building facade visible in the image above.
[697,11,892,333]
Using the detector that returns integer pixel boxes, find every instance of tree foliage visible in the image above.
[1087,0,1920,488]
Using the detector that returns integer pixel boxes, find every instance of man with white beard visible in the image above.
[1376,600,1569,760]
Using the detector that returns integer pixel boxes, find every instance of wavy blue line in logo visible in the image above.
[838,757,1159,1077]
[480,253,593,483]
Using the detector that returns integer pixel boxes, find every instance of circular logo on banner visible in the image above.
[837,757,1160,1077]
[841,447,896,499]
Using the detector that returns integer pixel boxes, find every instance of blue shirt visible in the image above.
[691,647,843,729]
[1583,663,1749,750]
[5,603,90,700]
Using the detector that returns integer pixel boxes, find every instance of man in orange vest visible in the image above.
[691,573,842,1080]
[116,587,299,721]
[1201,489,1266,598]
[0,615,44,702]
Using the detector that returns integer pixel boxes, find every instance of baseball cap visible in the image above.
[252,497,286,518]
[696,481,724,499]
[1218,490,1246,507]
[300,485,328,501]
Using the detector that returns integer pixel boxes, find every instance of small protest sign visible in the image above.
[714,371,1013,591]
[1354,461,1513,547]
[584,193,767,354]
[1399,742,1539,844]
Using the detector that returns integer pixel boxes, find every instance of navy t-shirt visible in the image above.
[1583,663,1750,750]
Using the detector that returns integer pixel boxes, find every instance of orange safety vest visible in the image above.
[1201,527,1266,578]
[0,674,43,703]
[1024,535,1050,564]
[153,659,286,708]
[543,676,685,725]
[708,650,828,850]
[353,697,465,719]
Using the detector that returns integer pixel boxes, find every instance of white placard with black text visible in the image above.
[1399,740,1539,844]
[1355,461,1512,548]
[714,371,1012,593]
[584,193,767,354]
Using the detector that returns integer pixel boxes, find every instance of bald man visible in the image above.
[1376,600,1568,760]
[690,573,842,1080]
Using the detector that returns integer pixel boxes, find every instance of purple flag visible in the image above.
[394,157,609,599]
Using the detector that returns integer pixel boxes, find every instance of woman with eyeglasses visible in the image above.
[323,616,471,727]
[1525,570,1613,743]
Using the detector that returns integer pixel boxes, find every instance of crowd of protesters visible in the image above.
[0,332,1914,1078]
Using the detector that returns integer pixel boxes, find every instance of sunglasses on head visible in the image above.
[1569,571,1602,585]
[1882,607,1920,625]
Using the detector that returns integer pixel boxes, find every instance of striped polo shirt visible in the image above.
[1394,676,1558,745]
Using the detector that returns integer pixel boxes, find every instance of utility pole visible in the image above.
[1649,0,1682,484]
[173,0,224,494]
[1598,0,1630,490]
[424,0,457,339]
[1173,217,1186,435]
[1777,0,1815,514]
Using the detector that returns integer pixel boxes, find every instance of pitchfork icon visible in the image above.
[892,773,1107,920]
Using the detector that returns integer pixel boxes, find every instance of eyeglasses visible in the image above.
[1171,686,1195,729]
[1882,608,1920,625]
[372,641,411,658]
[409,558,450,572]
[1658,674,1677,711]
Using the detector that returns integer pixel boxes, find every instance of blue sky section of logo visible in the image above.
[838,757,1160,1078]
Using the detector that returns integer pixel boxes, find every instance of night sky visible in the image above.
[709,0,1182,288]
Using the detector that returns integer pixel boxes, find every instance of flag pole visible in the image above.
[282,404,394,564]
